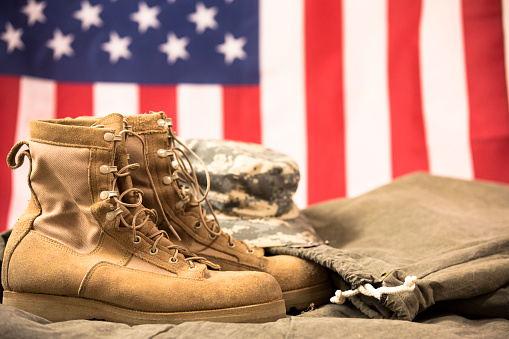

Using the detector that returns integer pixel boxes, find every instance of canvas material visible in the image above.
[125,112,330,294]
[3,113,284,316]
[30,142,101,253]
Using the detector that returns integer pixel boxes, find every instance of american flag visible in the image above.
[1,0,509,233]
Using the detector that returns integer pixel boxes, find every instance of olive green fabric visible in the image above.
[269,172,509,321]
[2,172,509,337]
[1,301,509,338]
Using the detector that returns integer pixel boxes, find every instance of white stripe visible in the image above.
[420,0,473,179]
[93,83,139,117]
[176,84,223,139]
[260,0,307,207]
[343,0,391,197]
[502,0,509,105]
[8,76,56,229]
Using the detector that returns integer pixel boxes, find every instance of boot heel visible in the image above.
[2,291,108,322]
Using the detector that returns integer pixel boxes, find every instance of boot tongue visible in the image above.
[90,113,125,133]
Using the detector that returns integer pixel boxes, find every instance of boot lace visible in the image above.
[155,117,255,254]
[105,127,219,269]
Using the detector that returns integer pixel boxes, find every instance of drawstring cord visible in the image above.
[331,276,418,304]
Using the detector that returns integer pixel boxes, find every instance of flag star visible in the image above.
[21,0,47,26]
[101,31,132,63]
[187,2,218,34]
[216,33,247,65]
[159,32,189,64]
[73,1,103,31]
[130,2,160,33]
[1,22,24,53]
[46,28,74,60]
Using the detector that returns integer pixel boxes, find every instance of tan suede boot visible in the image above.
[125,112,332,312]
[1,113,285,324]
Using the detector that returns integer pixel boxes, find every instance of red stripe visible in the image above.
[462,0,509,183]
[388,0,429,178]
[56,82,93,118]
[305,0,345,203]
[0,75,20,232]
[139,85,177,133]
[223,86,261,143]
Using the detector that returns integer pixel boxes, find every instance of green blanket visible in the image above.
[1,172,508,338]
[269,172,509,320]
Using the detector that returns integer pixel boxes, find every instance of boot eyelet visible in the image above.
[162,176,172,185]
[209,233,217,240]
[227,242,235,248]
[106,208,122,221]
[247,249,255,254]
[194,221,201,229]
[188,262,197,270]
[103,132,114,142]
[175,196,189,210]
[169,257,178,264]
[100,165,117,174]
[157,149,168,158]
[149,248,159,255]
[157,118,173,128]
[103,133,121,142]
[133,236,141,244]
[100,190,118,200]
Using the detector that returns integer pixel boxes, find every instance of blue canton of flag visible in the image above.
[0,0,259,84]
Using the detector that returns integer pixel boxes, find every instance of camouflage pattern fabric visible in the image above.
[181,138,323,247]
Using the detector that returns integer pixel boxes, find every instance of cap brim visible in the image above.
[215,208,324,248]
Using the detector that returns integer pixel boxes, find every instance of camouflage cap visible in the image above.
[181,138,323,248]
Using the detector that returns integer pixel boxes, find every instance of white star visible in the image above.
[73,1,103,31]
[1,22,24,53]
[101,31,132,64]
[21,0,47,26]
[46,29,74,60]
[159,32,189,64]
[187,2,218,34]
[216,33,246,65]
[130,2,160,33]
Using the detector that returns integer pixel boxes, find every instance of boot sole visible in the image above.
[3,291,286,324]
[282,280,334,312]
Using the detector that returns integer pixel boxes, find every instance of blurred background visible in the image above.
[1,0,508,232]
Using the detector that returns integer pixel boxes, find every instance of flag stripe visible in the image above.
[462,0,509,183]
[0,75,20,231]
[305,0,345,203]
[344,0,392,197]
[223,86,261,143]
[176,85,223,139]
[56,83,93,119]
[93,83,139,117]
[420,0,473,179]
[503,0,509,105]
[388,0,429,178]
[260,0,307,207]
[139,85,177,132]
[8,77,56,230]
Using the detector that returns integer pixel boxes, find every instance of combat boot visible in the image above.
[1,113,285,324]
[125,112,332,312]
